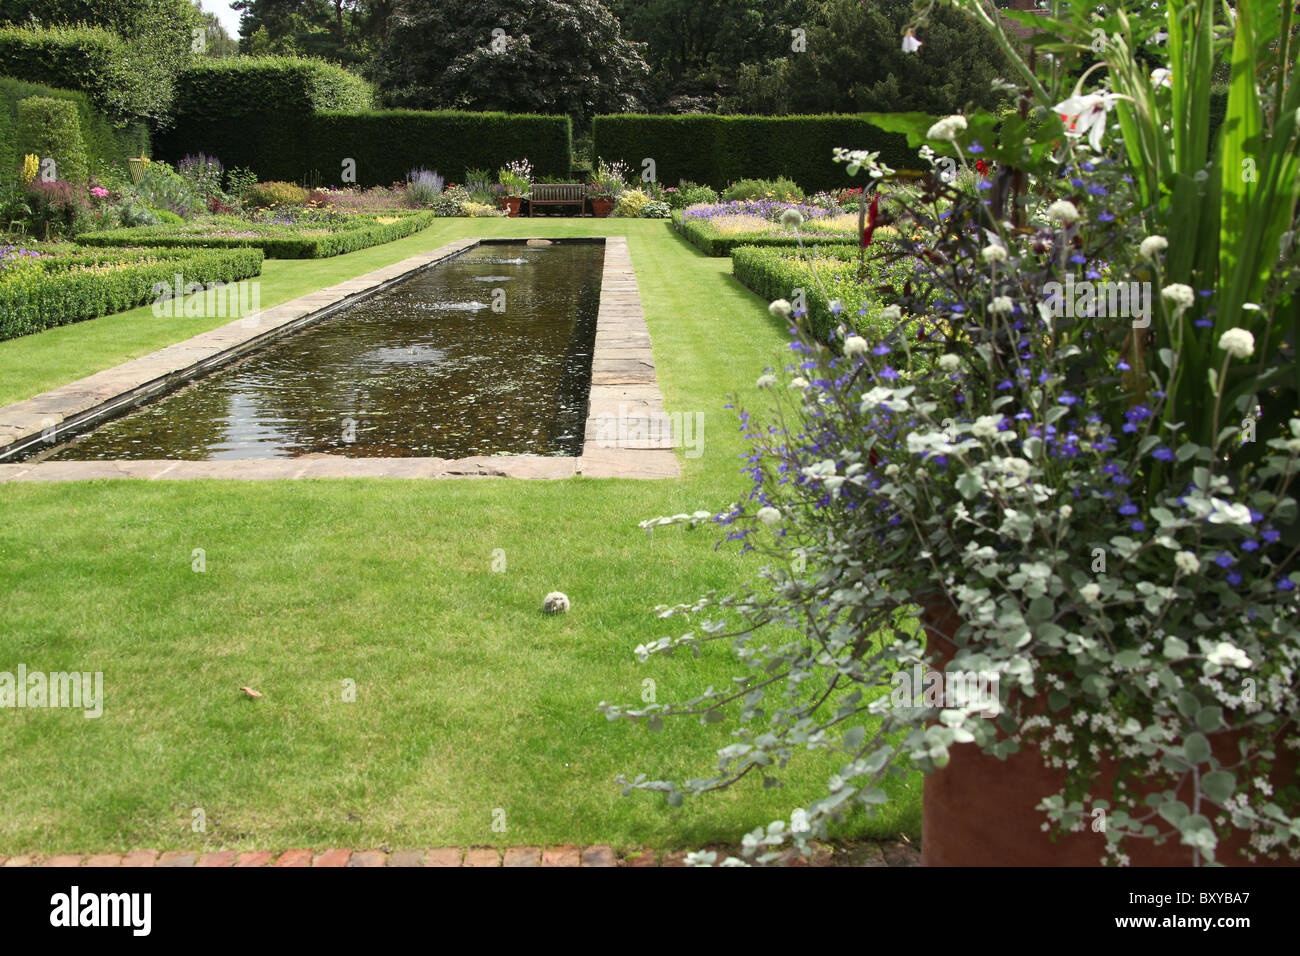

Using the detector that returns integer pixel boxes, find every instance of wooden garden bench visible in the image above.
[528,183,587,216]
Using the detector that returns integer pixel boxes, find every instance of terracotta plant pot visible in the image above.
[590,197,614,218]
[918,598,1294,866]
[505,196,522,217]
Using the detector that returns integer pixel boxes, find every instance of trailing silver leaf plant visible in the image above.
[601,0,1300,865]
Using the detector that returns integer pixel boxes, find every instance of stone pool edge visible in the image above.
[0,236,679,483]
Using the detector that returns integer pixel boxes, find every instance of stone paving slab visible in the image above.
[0,235,680,482]
[0,842,920,867]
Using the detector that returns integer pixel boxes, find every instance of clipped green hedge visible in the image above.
[311,110,572,186]
[14,95,87,184]
[152,56,374,180]
[674,212,860,257]
[0,246,265,341]
[731,244,864,342]
[0,76,149,179]
[594,114,915,193]
[76,211,439,259]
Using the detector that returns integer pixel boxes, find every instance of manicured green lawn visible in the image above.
[0,218,921,853]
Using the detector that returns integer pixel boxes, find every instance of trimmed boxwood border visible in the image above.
[1,247,265,341]
[75,212,438,259]
[731,244,865,342]
[674,211,859,258]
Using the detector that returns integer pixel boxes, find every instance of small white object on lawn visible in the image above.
[543,592,570,615]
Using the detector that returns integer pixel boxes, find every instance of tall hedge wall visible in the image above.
[0,76,149,180]
[152,56,375,181]
[310,111,572,186]
[593,115,916,192]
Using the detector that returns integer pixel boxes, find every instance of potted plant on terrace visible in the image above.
[587,158,629,218]
[497,159,531,217]
[601,0,1300,866]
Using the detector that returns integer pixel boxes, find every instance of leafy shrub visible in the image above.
[592,114,916,192]
[641,199,671,219]
[460,201,504,218]
[722,177,805,202]
[615,188,649,217]
[0,245,264,341]
[22,177,92,238]
[429,184,469,217]
[132,162,203,219]
[14,96,87,185]
[406,168,444,206]
[662,181,717,209]
[245,181,310,209]
[225,166,257,203]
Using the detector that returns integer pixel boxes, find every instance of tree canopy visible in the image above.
[373,0,648,125]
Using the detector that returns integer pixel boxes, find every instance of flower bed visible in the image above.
[1,244,265,341]
[73,211,437,259]
[673,201,861,256]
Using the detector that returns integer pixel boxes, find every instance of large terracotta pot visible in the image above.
[590,197,614,218]
[919,598,1295,867]
[504,196,523,217]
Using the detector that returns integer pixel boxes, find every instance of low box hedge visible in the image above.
[674,211,860,258]
[731,244,893,342]
[75,211,438,259]
[0,246,265,341]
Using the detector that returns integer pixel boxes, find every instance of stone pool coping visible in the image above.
[0,235,679,482]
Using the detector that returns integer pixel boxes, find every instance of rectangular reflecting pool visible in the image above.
[42,240,604,461]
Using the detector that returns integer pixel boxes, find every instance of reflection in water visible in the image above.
[48,242,604,460]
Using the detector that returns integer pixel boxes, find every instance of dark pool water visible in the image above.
[47,241,604,461]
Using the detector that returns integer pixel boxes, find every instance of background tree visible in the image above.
[231,0,393,63]
[196,6,240,57]
[0,0,202,125]
[731,0,1011,115]
[374,0,648,127]
[609,0,810,112]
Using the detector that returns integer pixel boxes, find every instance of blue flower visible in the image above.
[1214,552,1234,568]
[1131,520,1145,531]
[1278,578,1295,591]
[872,343,891,356]
[878,366,899,380]
[1227,571,1242,586]
[1152,446,1175,461]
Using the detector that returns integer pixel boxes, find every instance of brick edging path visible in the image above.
[0,841,919,868]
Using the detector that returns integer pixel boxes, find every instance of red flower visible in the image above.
[861,192,880,248]
[975,159,991,176]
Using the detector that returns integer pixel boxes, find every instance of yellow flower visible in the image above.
[21,153,38,184]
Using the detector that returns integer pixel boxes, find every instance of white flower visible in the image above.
[789,376,810,390]
[1139,235,1168,260]
[1079,583,1102,605]
[1000,457,1031,480]
[884,464,900,477]
[989,296,1015,315]
[1060,505,1072,519]
[1047,199,1080,225]
[971,415,1004,440]
[1150,68,1173,89]
[756,506,781,526]
[1207,498,1252,525]
[981,244,1008,264]
[756,373,777,389]
[1161,283,1195,312]
[1053,92,1119,151]
[1207,642,1252,670]
[1175,551,1200,575]
[901,29,922,54]
[769,298,793,319]
[1218,327,1255,360]
[843,335,868,357]
[927,114,968,142]
[780,208,804,229]
[938,353,960,371]
[878,304,902,321]
[542,591,570,615]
